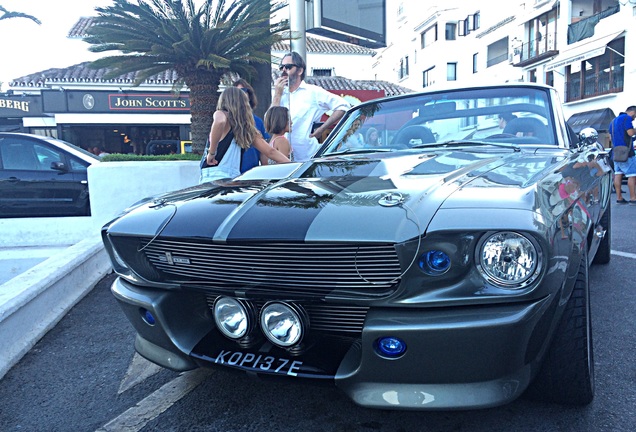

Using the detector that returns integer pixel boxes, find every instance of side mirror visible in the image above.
[51,161,68,172]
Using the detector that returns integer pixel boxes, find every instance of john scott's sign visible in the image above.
[108,93,190,111]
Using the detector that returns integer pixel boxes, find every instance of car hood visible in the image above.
[107,149,564,243]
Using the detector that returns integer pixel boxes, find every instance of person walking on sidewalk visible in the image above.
[608,106,636,204]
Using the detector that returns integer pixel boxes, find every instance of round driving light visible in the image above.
[478,231,540,288]
[260,302,303,347]
[214,297,249,339]
[375,337,407,358]
[419,250,451,275]
[140,308,156,326]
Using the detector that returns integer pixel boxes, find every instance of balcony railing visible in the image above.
[512,32,558,67]
[565,68,624,102]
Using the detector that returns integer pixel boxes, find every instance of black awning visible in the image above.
[567,108,616,133]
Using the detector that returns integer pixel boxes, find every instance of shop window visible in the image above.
[565,37,624,102]
[546,71,554,87]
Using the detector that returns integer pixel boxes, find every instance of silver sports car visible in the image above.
[102,84,611,410]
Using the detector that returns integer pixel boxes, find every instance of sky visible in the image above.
[0,0,293,92]
[0,0,112,91]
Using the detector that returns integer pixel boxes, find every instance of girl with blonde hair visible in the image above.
[200,87,290,183]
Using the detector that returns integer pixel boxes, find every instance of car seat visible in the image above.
[503,117,549,141]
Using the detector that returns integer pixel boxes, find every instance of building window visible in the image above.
[546,71,554,87]
[447,62,457,81]
[486,37,508,67]
[458,12,479,36]
[421,24,438,49]
[529,69,537,83]
[565,37,625,102]
[473,53,478,73]
[473,12,480,30]
[397,2,404,17]
[445,23,456,40]
[312,68,332,77]
[423,67,435,88]
[524,6,558,60]
[398,56,409,80]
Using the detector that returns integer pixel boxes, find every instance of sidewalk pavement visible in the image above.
[0,245,72,285]
[0,237,113,380]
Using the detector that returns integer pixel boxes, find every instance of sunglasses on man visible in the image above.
[279,64,297,71]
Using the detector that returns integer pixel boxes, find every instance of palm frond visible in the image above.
[0,6,41,24]
[82,0,290,153]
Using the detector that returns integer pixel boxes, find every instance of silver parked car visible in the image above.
[102,84,611,410]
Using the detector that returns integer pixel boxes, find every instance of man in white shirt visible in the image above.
[271,52,351,162]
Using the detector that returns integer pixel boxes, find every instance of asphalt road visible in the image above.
[0,201,635,432]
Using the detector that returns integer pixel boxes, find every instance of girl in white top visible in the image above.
[261,106,293,165]
[200,87,291,183]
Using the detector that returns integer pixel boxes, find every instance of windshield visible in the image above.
[320,86,557,156]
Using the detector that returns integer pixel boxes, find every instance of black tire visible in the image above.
[593,203,611,265]
[524,250,594,405]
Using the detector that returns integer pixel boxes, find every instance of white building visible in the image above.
[374,0,635,132]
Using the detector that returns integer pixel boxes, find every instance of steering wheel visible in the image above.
[485,133,516,139]
[393,125,436,147]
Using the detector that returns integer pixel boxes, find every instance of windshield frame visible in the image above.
[315,84,568,158]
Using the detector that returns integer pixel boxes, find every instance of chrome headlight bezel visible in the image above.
[213,297,253,340]
[259,302,305,347]
[475,231,543,289]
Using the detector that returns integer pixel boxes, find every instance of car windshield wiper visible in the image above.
[327,147,394,156]
[411,140,521,152]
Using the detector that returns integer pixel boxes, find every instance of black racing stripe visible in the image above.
[226,180,334,241]
[159,183,267,238]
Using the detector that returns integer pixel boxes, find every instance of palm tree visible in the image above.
[0,6,41,24]
[84,0,288,153]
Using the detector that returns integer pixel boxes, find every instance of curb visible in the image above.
[0,237,113,380]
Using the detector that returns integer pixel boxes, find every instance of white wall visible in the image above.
[0,161,201,247]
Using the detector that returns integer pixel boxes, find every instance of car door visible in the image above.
[0,136,90,217]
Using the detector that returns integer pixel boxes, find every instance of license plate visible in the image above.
[214,350,303,377]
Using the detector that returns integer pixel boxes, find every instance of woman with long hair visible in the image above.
[200,87,290,183]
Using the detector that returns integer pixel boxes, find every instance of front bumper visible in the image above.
[111,276,557,410]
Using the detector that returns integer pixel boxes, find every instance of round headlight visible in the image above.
[214,297,249,339]
[477,232,541,288]
[260,302,303,347]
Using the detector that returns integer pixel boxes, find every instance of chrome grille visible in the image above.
[206,296,369,334]
[124,237,402,299]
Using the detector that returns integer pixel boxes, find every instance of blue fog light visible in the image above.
[376,337,407,358]
[419,250,451,275]
[140,308,156,326]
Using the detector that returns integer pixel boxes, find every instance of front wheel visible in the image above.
[524,249,594,405]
